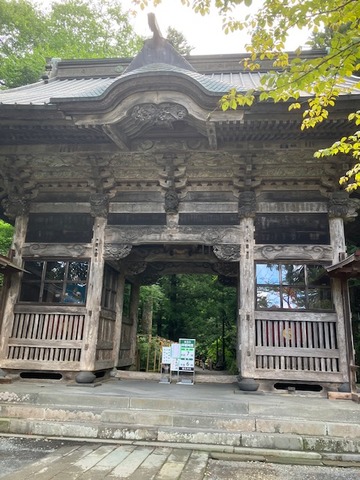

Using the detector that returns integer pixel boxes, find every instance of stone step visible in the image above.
[1,397,360,456]
[1,416,360,456]
[1,379,359,456]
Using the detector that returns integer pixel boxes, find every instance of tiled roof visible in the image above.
[0,62,359,106]
[120,63,236,93]
[0,77,117,105]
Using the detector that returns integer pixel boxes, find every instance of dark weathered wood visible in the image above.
[128,282,140,367]
[80,217,106,372]
[113,273,125,366]
[239,217,255,378]
[0,215,28,364]
[0,49,355,388]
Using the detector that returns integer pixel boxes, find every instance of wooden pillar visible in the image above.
[238,191,256,379]
[79,195,108,374]
[112,272,125,367]
[0,196,28,364]
[128,282,140,367]
[328,191,352,386]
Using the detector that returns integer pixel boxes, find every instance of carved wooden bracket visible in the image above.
[90,194,109,218]
[2,194,29,218]
[238,191,256,219]
[104,244,132,260]
[131,103,188,128]
[213,244,240,262]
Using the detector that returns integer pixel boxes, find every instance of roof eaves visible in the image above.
[49,64,237,104]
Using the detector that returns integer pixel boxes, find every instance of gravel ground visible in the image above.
[205,459,360,480]
[0,436,75,478]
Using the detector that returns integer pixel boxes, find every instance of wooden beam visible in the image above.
[206,121,217,149]
[102,124,129,150]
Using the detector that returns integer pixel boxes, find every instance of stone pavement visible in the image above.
[0,441,209,480]
[1,437,360,479]
[0,377,360,463]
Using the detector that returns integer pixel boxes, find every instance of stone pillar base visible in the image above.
[237,376,260,392]
[75,371,96,384]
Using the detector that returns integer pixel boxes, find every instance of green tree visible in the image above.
[166,26,193,55]
[148,274,237,370]
[136,0,360,191]
[0,220,14,255]
[0,0,143,88]
[0,0,47,86]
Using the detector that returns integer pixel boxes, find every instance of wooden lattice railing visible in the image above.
[254,311,342,380]
[6,308,85,368]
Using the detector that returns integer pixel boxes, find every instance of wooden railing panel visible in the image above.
[5,311,85,367]
[254,312,341,379]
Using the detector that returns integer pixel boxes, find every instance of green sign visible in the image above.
[179,338,196,371]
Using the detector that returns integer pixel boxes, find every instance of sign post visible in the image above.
[159,339,196,384]
[159,346,172,383]
[178,338,196,384]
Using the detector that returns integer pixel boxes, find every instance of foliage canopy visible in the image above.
[138,275,238,372]
[0,220,13,255]
[0,0,143,88]
[166,26,193,56]
[135,0,360,191]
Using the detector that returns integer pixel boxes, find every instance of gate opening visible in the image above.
[134,273,237,375]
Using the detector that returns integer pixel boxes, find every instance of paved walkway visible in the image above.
[0,442,208,480]
[1,377,360,475]
[1,439,360,479]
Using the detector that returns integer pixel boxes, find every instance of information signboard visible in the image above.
[161,346,172,365]
[179,338,196,372]
[170,343,180,372]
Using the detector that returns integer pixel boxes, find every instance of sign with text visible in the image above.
[170,343,180,371]
[161,346,172,365]
[179,338,196,372]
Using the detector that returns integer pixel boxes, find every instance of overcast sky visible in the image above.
[122,0,310,55]
[33,0,310,55]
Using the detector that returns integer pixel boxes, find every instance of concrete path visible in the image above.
[1,438,360,480]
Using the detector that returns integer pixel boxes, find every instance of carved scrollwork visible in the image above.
[179,227,223,244]
[104,244,132,260]
[165,187,179,213]
[328,192,360,219]
[110,227,162,243]
[2,195,29,218]
[238,191,256,219]
[328,191,350,218]
[256,245,333,261]
[90,194,109,218]
[28,244,86,257]
[131,103,188,128]
[213,244,240,262]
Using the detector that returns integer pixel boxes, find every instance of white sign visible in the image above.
[171,343,180,359]
[161,346,172,364]
[171,357,179,372]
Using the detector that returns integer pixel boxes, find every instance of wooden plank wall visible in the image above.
[5,310,84,369]
[254,311,342,381]
[95,310,115,364]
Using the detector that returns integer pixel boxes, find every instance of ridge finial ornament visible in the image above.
[148,13,163,39]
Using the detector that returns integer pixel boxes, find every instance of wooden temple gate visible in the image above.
[0,20,358,390]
